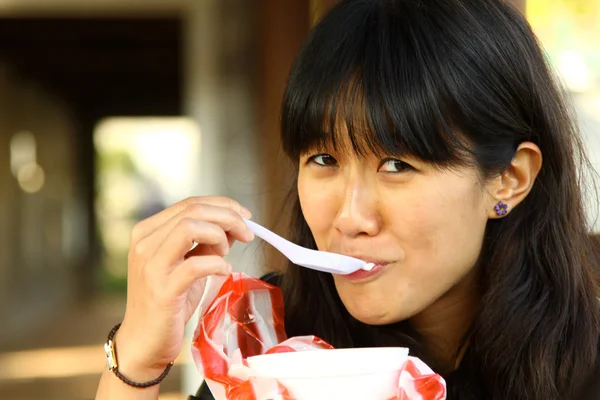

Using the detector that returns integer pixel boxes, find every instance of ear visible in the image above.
[487,142,542,219]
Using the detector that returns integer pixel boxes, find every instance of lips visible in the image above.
[341,257,390,282]
[353,258,389,266]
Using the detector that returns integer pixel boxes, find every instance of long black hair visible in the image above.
[278,0,600,398]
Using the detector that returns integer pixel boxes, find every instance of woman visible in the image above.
[96,0,600,398]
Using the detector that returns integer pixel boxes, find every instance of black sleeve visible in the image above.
[188,380,213,400]
[189,272,282,400]
[261,271,282,287]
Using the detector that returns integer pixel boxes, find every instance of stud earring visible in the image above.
[494,201,508,216]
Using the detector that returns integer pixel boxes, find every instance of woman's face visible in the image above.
[297,134,493,325]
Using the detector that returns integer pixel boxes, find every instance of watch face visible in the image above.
[104,340,117,370]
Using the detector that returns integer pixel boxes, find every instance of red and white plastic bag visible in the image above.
[192,272,446,400]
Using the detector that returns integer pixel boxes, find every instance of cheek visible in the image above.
[391,180,486,253]
[297,174,340,248]
[399,182,486,293]
[336,179,488,325]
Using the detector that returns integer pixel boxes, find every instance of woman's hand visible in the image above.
[114,196,254,380]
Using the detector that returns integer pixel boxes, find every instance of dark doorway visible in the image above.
[0,16,183,342]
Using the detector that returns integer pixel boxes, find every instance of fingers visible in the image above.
[131,196,252,245]
[166,255,230,297]
[121,196,249,374]
[134,203,255,261]
[149,219,230,270]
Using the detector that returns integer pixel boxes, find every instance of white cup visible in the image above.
[246,347,409,400]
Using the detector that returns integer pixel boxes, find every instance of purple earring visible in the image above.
[494,201,508,216]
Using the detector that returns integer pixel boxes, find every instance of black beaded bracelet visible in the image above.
[104,323,174,388]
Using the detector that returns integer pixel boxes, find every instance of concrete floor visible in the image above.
[0,294,187,400]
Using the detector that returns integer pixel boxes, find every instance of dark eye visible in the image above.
[378,158,414,173]
[308,154,338,167]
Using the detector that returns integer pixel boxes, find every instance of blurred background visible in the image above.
[0,0,598,399]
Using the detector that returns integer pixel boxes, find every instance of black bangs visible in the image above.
[281,0,473,165]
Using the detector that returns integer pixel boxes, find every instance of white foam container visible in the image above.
[246,347,409,400]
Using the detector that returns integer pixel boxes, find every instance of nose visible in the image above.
[332,177,381,238]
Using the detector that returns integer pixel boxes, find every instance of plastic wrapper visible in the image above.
[192,272,447,400]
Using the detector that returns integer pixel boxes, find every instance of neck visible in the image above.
[409,268,481,373]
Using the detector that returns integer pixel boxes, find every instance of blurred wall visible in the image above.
[0,64,82,344]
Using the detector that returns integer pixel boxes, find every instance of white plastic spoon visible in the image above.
[244,219,374,275]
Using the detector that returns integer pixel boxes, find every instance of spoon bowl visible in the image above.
[244,219,372,275]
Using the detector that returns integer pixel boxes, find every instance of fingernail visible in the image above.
[241,207,252,218]
[246,230,255,241]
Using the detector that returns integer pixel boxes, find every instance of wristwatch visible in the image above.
[104,337,118,371]
[104,323,173,388]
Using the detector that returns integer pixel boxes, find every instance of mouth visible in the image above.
[342,258,391,282]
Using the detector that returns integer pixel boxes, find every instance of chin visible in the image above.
[345,305,399,326]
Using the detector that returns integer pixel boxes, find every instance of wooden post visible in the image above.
[259,0,310,271]
[310,0,339,25]
[311,0,526,21]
